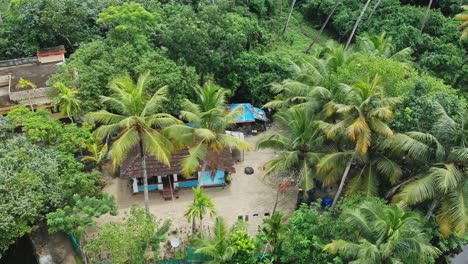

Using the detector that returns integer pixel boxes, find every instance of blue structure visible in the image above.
[200,170,226,186]
[229,103,267,123]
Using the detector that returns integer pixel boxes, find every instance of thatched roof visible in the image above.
[120,146,236,179]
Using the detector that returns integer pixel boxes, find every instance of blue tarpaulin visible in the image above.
[229,103,267,123]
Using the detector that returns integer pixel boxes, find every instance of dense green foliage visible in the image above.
[1,0,467,262]
[0,125,102,255]
[302,0,468,92]
[86,205,171,264]
[47,194,117,239]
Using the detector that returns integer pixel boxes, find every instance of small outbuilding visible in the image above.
[229,103,268,134]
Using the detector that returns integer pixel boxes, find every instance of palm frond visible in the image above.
[324,239,361,258]
[437,186,467,237]
[369,118,394,138]
[86,110,126,126]
[108,128,139,169]
[393,173,437,205]
[379,133,432,162]
[406,131,445,160]
[256,134,290,151]
[194,128,217,141]
[180,143,208,177]
[433,164,464,194]
[374,156,402,185]
[217,134,252,151]
[141,86,169,116]
[317,152,352,184]
[142,129,173,166]
[449,148,468,162]
[347,165,378,196]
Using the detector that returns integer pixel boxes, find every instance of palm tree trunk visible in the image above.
[385,176,416,199]
[304,0,341,54]
[331,157,353,209]
[366,0,381,25]
[420,0,433,32]
[282,0,297,35]
[199,160,208,187]
[425,200,438,219]
[138,137,150,213]
[192,215,196,234]
[345,0,372,50]
[199,215,203,232]
[272,188,280,215]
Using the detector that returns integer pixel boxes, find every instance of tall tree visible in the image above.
[264,61,331,113]
[257,109,327,191]
[420,0,434,32]
[384,104,468,237]
[317,74,400,207]
[324,201,440,263]
[282,0,297,35]
[87,71,178,213]
[304,0,341,53]
[345,0,372,50]
[366,0,381,24]
[185,187,216,234]
[163,83,251,185]
[52,82,81,122]
[260,211,285,256]
[358,32,413,60]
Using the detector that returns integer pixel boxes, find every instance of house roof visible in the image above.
[119,146,236,179]
[0,62,59,92]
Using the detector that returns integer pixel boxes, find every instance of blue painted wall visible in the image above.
[137,184,158,192]
[201,170,225,186]
[178,180,198,188]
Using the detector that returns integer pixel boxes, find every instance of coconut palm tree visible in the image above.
[324,201,440,263]
[257,108,328,191]
[185,187,216,234]
[345,0,372,50]
[366,0,382,24]
[264,61,331,113]
[321,43,356,73]
[86,71,178,213]
[163,83,251,185]
[304,0,342,53]
[261,211,285,256]
[317,74,400,207]
[191,217,237,264]
[455,6,468,41]
[358,33,412,60]
[383,104,468,237]
[282,0,297,35]
[81,142,108,170]
[53,82,81,122]
[317,145,403,198]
